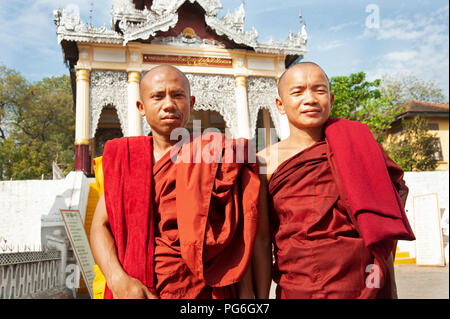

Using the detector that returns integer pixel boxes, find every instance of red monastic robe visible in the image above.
[101,134,260,299]
[269,119,414,299]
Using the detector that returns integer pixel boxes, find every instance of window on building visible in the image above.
[428,123,439,131]
[391,124,403,135]
[433,138,444,161]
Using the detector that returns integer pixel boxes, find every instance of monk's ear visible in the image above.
[329,93,335,110]
[275,97,286,115]
[189,96,196,112]
[136,100,146,117]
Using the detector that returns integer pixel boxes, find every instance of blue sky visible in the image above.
[0,0,448,99]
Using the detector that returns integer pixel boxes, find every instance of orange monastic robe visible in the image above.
[153,148,236,298]
[102,134,259,299]
[269,141,409,299]
[152,149,204,298]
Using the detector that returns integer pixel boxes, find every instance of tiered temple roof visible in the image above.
[54,0,307,62]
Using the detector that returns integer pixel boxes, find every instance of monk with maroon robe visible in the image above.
[90,65,272,299]
[258,62,415,299]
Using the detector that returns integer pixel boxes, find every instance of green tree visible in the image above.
[0,65,74,180]
[330,72,403,142]
[384,116,440,172]
[0,65,28,140]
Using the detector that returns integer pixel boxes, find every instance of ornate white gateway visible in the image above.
[54,0,307,174]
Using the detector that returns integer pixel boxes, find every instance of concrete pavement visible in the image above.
[394,264,449,299]
[268,264,449,299]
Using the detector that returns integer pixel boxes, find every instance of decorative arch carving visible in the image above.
[185,73,238,135]
[247,77,281,138]
[90,70,128,138]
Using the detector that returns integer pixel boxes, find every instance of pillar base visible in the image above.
[75,144,90,174]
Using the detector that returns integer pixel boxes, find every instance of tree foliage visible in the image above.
[0,66,28,140]
[384,116,440,172]
[329,72,403,142]
[0,65,74,180]
[381,73,447,105]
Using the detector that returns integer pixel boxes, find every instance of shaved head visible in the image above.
[278,62,330,97]
[140,65,191,96]
[137,64,195,139]
[274,60,334,133]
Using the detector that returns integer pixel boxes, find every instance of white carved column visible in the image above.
[127,70,142,136]
[75,68,91,173]
[234,75,251,139]
[75,68,90,145]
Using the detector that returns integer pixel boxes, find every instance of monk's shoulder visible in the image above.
[258,141,289,180]
[103,136,154,169]
[103,137,124,159]
[257,142,279,168]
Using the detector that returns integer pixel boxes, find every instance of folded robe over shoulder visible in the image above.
[176,133,260,288]
[324,118,415,259]
[101,134,260,299]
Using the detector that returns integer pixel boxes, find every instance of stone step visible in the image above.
[394,257,416,265]
[395,251,411,258]
[394,248,416,265]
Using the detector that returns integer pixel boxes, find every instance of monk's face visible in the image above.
[137,66,195,137]
[276,64,334,131]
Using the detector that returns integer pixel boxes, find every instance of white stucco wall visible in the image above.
[398,171,449,258]
[0,172,89,254]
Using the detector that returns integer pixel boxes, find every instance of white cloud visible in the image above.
[0,0,111,80]
[362,5,449,99]
[329,22,358,33]
[317,40,344,52]
[377,19,447,41]
[250,0,314,15]
[384,50,418,62]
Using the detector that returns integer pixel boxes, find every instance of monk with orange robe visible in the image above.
[258,62,415,299]
[90,65,272,299]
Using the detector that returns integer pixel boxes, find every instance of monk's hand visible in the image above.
[110,273,158,299]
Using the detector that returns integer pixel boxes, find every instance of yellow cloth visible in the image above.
[93,264,106,299]
[92,156,106,299]
[93,156,104,196]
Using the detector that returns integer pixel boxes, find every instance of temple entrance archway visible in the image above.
[253,108,279,152]
[91,105,124,162]
[186,109,229,136]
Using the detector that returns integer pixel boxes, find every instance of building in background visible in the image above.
[388,100,449,171]
[54,0,308,175]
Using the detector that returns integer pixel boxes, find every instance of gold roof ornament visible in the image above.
[182,27,196,39]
